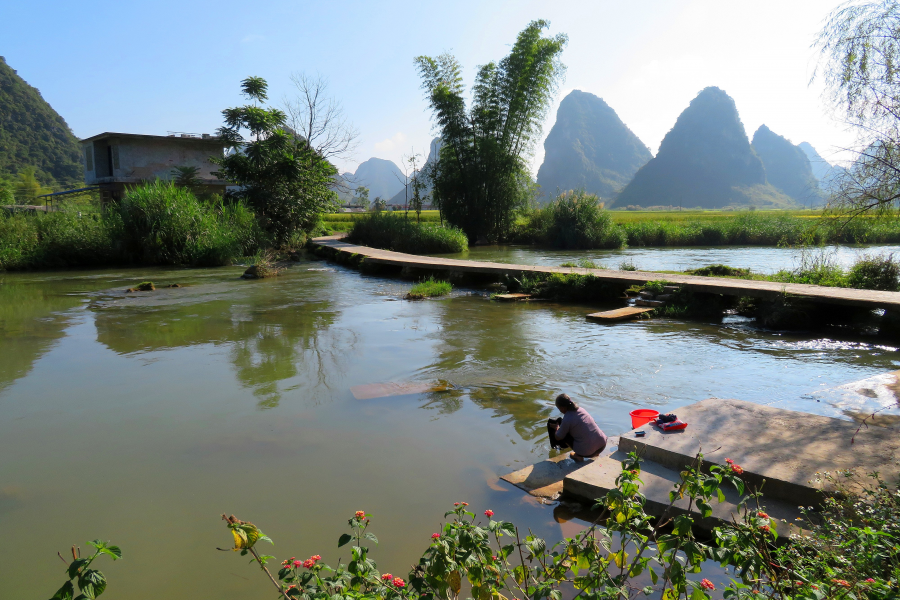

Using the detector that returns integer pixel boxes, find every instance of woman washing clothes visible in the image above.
[547,394,607,462]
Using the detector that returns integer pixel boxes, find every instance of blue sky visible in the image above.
[2,0,852,174]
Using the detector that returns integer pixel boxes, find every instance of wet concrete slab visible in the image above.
[614,398,900,507]
[564,451,804,536]
[586,307,654,322]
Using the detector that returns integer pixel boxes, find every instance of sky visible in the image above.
[1,0,856,176]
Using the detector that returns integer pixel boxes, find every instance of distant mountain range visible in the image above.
[797,142,845,193]
[537,90,651,200]
[388,138,441,206]
[751,125,823,206]
[0,56,83,187]
[533,86,843,209]
[616,87,794,209]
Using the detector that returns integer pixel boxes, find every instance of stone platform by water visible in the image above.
[501,398,899,534]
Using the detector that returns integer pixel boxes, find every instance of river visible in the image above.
[1,250,898,598]
[431,243,900,273]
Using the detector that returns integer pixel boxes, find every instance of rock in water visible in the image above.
[616,87,793,209]
[537,90,651,201]
[752,125,823,205]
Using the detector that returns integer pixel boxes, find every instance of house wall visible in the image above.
[82,137,226,185]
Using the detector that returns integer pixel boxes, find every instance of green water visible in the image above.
[1,256,898,598]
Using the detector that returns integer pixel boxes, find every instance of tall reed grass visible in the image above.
[0,181,260,270]
[349,212,468,254]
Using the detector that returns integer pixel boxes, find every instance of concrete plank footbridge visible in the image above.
[311,235,900,313]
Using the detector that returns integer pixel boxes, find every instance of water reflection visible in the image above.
[0,276,84,391]
[91,272,340,409]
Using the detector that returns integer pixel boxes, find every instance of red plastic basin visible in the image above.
[630,409,660,429]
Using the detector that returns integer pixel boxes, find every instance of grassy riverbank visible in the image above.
[326,208,900,248]
[347,212,468,254]
[0,181,261,270]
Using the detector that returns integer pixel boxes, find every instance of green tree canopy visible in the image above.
[415,20,567,242]
[816,1,900,215]
[212,77,339,244]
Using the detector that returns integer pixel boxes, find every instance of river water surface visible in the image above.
[2,252,898,598]
[432,243,900,273]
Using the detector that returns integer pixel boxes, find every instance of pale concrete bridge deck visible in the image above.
[311,236,900,310]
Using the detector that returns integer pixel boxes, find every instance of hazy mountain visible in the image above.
[389,138,441,206]
[751,125,822,205]
[537,90,651,200]
[352,157,405,200]
[797,141,844,193]
[615,87,795,209]
[0,56,83,186]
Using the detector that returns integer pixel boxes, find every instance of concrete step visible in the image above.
[563,451,803,536]
[617,398,900,508]
[635,299,665,307]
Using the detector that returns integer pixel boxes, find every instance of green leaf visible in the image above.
[68,559,89,579]
[78,570,107,598]
[364,532,378,544]
[716,488,726,503]
[338,533,352,548]
[673,515,693,536]
[649,566,658,585]
[51,581,74,600]
[690,586,707,600]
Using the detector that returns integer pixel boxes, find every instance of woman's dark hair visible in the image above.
[555,393,578,410]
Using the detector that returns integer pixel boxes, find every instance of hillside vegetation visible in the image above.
[0,57,83,188]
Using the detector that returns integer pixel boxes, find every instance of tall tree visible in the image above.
[415,20,567,241]
[212,77,339,244]
[816,1,900,215]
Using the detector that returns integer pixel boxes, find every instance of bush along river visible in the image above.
[1,253,899,598]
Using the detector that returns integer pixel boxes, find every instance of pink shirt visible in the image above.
[555,407,607,456]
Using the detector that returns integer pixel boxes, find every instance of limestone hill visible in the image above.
[389,138,441,206]
[751,125,823,206]
[798,141,844,194]
[352,157,405,201]
[0,56,83,187]
[616,87,794,209]
[536,90,651,200]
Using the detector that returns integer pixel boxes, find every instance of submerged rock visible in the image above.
[126,281,155,292]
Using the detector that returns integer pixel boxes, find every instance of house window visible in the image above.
[85,146,93,171]
[112,145,120,170]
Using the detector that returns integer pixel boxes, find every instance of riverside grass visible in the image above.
[0,181,260,270]
[331,208,900,247]
[348,211,467,254]
[406,277,453,299]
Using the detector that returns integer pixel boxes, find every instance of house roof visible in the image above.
[80,132,224,144]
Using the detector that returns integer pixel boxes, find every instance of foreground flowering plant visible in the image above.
[222,454,898,600]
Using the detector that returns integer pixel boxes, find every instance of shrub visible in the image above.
[0,209,119,270]
[536,191,626,249]
[406,277,452,299]
[847,253,900,291]
[222,453,899,600]
[349,212,468,254]
[687,264,752,278]
[118,181,259,266]
[515,272,623,302]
